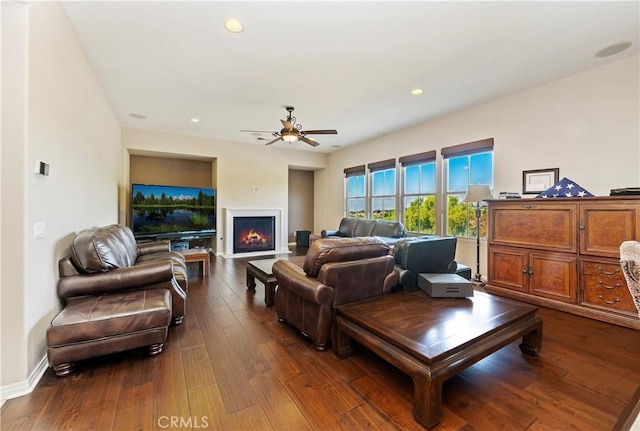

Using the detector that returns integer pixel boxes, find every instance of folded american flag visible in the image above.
[537,177,594,198]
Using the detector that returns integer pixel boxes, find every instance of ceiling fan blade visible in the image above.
[281,119,293,131]
[300,136,320,147]
[264,136,282,146]
[300,129,337,135]
[240,129,276,133]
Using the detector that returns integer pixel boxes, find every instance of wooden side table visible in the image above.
[179,249,210,277]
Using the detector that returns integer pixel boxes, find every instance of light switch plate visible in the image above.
[34,222,46,239]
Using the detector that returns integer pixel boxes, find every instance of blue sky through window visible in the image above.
[448,152,493,192]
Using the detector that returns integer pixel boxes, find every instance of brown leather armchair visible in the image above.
[59,224,188,324]
[47,224,188,376]
[273,237,398,350]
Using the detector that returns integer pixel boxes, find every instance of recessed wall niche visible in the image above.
[129,154,217,251]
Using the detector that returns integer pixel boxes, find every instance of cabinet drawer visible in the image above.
[580,261,636,314]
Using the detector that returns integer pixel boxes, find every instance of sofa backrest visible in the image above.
[318,255,397,306]
[394,236,457,273]
[337,218,359,237]
[353,219,376,237]
[303,237,390,277]
[70,224,138,273]
[337,217,404,239]
[371,220,405,238]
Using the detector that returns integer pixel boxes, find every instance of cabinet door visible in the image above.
[580,204,640,258]
[488,246,528,292]
[528,251,577,303]
[489,202,577,253]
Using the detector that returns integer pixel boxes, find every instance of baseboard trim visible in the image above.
[0,354,48,407]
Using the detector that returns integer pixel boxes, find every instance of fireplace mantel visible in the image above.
[224,208,290,258]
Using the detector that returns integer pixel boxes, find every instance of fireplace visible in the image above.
[224,208,290,258]
[233,216,275,254]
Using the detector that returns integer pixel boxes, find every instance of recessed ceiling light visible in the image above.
[595,41,632,58]
[129,113,146,119]
[224,19,244,33]
[189,117,200,124]
[410,88,424,96]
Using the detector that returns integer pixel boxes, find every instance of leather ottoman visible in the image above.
[46,288,172,376]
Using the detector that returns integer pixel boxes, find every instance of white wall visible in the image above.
[1,1,121,397]
[120,128,328,255]
[326,55,640,274]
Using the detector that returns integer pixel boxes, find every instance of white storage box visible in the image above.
[418,273,474,298]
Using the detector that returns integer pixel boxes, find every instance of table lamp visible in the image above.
[462,184,493,285]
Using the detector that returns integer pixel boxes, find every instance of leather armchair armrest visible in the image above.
[321,229,339,238]
[273,260,334,304]
[137,240,172,255]
[383,271,399,292]
[398,268,418,289]
[58,260,175,298]
[447,260,458,273]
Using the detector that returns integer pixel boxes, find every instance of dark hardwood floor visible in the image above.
[2,246,639,430]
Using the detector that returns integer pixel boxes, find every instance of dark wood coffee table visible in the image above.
[246,256,305,306]
[333,290,542,429]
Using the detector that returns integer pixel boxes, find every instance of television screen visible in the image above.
[131,183,216,236]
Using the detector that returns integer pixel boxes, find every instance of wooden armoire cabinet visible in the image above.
[486,197,640,330]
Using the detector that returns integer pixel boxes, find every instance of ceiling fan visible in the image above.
[241,106,337,147]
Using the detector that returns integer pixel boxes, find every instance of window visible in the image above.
[442,139,494,238]
[368,159,396,221]
[400,151,436,234]
[344,165,366,218]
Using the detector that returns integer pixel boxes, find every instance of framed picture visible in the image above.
[522,168,559,194]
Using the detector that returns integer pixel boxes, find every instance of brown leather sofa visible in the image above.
[392,236,472,289]
[272,237,398,350]
[46,224,188,376]
[320,217,406,245]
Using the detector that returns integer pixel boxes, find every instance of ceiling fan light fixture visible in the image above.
[281,131,298,142]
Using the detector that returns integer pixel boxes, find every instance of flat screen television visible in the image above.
[131,183,216,238]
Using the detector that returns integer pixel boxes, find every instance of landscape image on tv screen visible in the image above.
[131,184,216,235]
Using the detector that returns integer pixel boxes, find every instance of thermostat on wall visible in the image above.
[35,160,49,176]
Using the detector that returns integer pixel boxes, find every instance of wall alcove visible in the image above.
[128,153,218,252]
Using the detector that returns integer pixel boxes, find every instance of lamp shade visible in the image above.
[462,184,493,203]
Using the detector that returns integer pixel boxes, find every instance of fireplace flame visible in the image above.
[242,229,266,246]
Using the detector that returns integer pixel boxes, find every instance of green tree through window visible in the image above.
[445,151,493,238]
[402,161,436,234]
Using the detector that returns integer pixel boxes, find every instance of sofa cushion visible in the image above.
[71,224,138,273]
[47,288,171,347]
[354,219,376,237]
[371,220,405,238]
[337,218,359,237]
[303,237,390,277]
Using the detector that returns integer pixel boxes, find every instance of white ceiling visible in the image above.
[61,1,639,153]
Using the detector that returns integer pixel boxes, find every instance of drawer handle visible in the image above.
[597,295,620,305]
[521,205,536,209]
[597,267,620,276]
[597,280,621,290]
